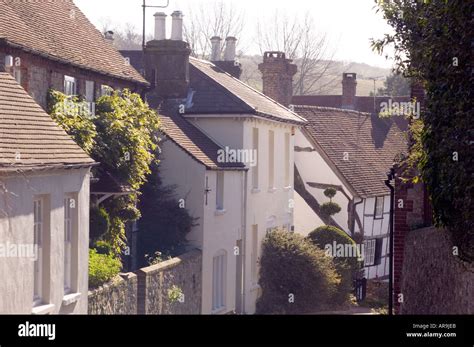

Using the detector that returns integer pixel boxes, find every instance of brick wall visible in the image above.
[0,46,143,109]
[393,174,429,314]
[400,226,474,314]
[88,249,202,315]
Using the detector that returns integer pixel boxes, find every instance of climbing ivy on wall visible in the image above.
[48,89,160,255]
[371,0,473,261]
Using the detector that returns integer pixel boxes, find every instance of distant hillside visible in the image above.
[238,55,391,97]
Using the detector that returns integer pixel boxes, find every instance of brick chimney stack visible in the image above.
[341,73,357,109]
[258,51,297,107]
[144,11,191,100]
[212,36,242,79]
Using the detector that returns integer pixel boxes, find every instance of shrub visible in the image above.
[88,248,121,289]
[308,226,362,305]
[320,202,341,217]
[256,230,340,314]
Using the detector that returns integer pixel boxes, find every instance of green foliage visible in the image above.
[89,206,110,244]
[256,230,340,314]
[323,187,337,200]
[48,89,160,258]
[377,73,411,96]
[372,0,474,261]
[145,251,172,266]
[137,162,195,267]
[88,248,121,289]
[47,90,96,154]
[167,285,184,303]
[308,226,362,305]
[320,202,342,217]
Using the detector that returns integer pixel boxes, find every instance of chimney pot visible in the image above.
[210,36,222,61]
[104,30,114,42]
[171,10,184,41]
[154,12,167,40]
[224,36,237,62]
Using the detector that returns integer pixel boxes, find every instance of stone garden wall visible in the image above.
[88,249,202,315]
[400,227,474,314]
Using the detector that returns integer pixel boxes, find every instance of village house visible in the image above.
[0,0,151,271]
[121,11,306,314]
[0,71,96,314]
[0,0,148,111]
[258,52,407,280]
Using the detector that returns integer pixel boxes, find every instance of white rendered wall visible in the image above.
[0,168,91,314]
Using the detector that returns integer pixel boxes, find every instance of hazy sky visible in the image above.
[74,0,395,68]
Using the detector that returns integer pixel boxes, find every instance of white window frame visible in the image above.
[268,130,275,189]
[252,128,259,189]
[13,67,21,85]
[216,171,224,211]
[364,239,376,266]
[212,251,227,312]
[64,75,77,96]
[85,80,95,115]
[374,196,384,219]
[33,199,43,305]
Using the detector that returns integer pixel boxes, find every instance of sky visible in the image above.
[74,0,395,68]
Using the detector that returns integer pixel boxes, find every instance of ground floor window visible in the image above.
[212,250,227,312]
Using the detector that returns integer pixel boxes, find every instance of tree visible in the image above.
[320,187,342,217]
[183,0,245,59]
[371,0,473,261]
[48,89,160,255]
[256,11,339,95]
[137,162,196,268]
[377,72,411,96]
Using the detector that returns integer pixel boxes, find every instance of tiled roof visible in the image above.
[292,95,411,114]
[0,0,148,85]
[0,72,95,172]
[159,101,246,171]
[187,58,306,125]
[295,105,408,198]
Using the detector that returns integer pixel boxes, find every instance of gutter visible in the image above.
[384,166,396,316]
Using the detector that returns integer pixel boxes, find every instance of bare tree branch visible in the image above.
[256,11,339,95]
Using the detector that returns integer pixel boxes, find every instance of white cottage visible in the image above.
[123,12,306,314]
[0,72,96,314]
[292,105,407,279]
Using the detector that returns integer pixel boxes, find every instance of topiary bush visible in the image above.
[256,229,340,314]
[88,248,121,289]
[324,187,337,200]
[308,226,362,305]
[320,202,341,217]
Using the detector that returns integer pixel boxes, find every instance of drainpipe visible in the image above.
[385,167,395,316]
